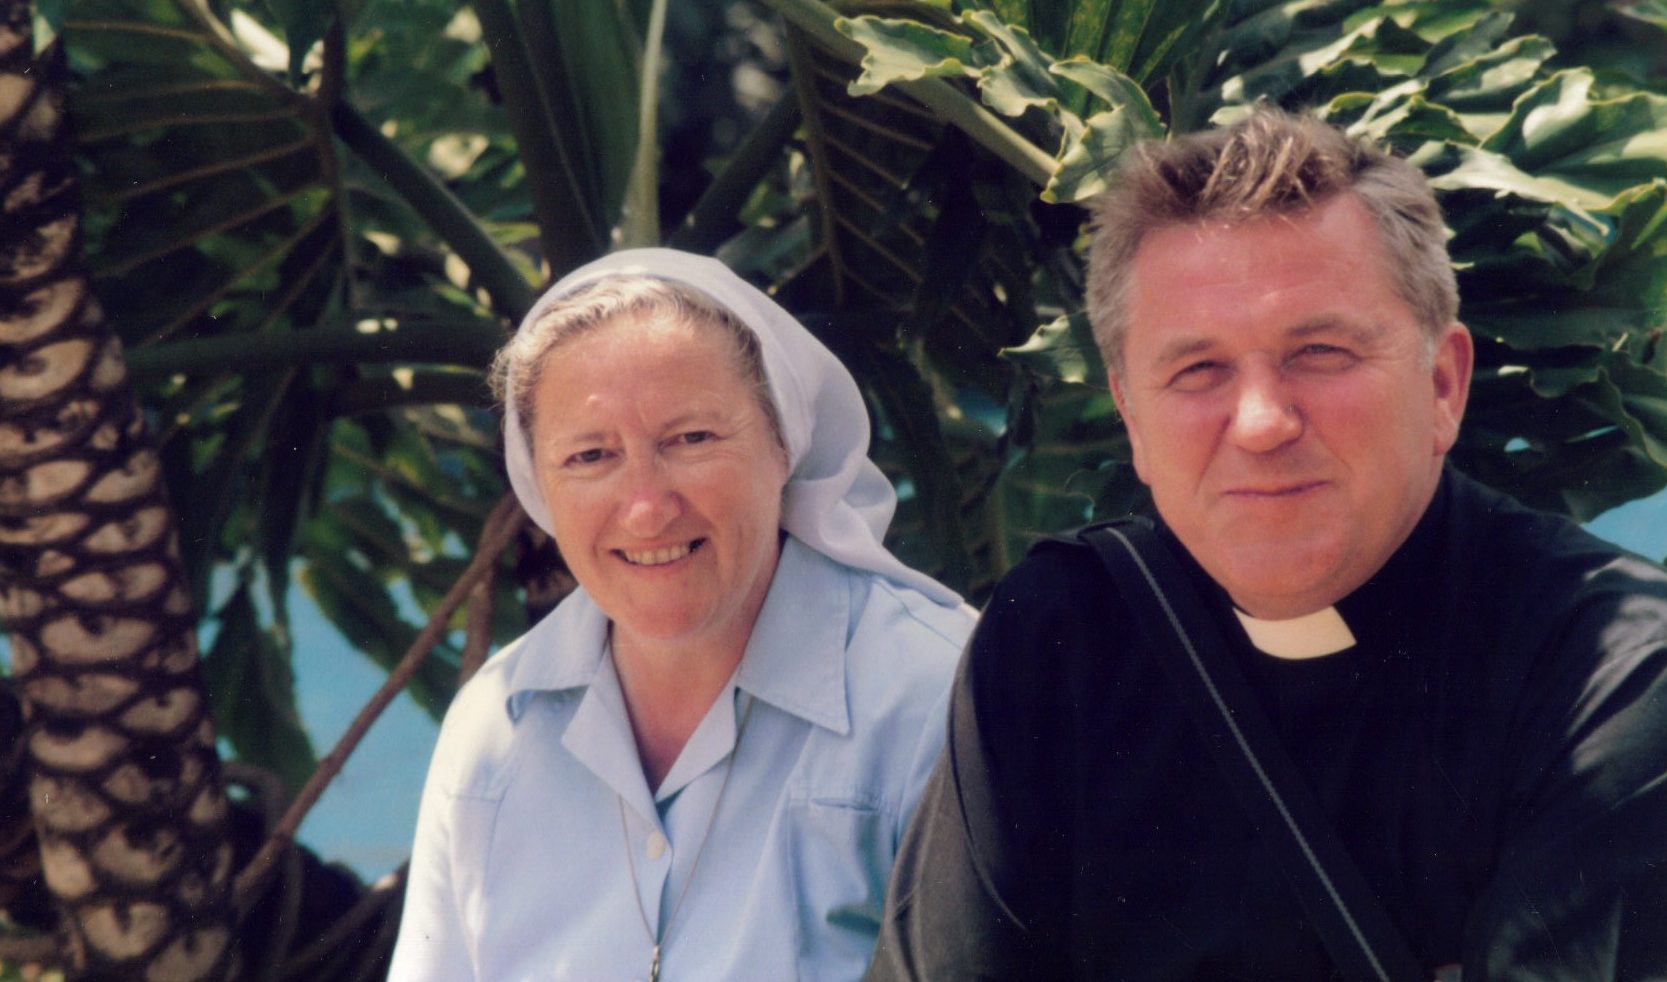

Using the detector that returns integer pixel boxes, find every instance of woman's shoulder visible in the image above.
[778,557,965,810]
[837,558,975,666]
[771,537,973,656]
[425,593,602,796]
[855,571,977,649]
[831,567,970,732]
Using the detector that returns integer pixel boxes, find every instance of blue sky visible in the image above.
[291,607,439,881]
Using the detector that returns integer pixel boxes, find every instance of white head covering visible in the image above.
[502,247,964,607]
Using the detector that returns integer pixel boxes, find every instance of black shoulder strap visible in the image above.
[1081,518,1426,982]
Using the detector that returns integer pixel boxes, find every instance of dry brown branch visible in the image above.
[0,932,59,965]
[459,574,495,688]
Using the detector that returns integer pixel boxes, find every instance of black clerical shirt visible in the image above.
[868,468,1667,980]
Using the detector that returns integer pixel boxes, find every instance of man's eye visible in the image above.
[1292,344,1355,370]
[1169,362,1226,391]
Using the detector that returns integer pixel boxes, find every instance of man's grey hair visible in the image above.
[490,275,785,452]
[1085,107,1458,377]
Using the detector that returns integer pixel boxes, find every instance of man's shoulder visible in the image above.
[968,530,1134,680]
[1448,471,1667,597]
[989,531,1115,609]
[1442,472,1667,665]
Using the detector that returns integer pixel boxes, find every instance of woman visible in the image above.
[389,249,973,980]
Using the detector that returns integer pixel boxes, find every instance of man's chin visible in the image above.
[1212,552,1351,619]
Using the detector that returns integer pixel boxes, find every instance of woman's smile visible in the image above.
[618,539,705,567]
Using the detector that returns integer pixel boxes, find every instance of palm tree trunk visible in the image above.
[0,9,235,980]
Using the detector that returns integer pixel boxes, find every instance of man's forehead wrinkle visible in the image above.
[1289,316,1388,343]
[1150,334,1216,367]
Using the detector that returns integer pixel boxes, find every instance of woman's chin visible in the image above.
[611,602,727,649]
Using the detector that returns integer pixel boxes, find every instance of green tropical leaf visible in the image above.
[963,9,1062,116]
[298,523,460,722]
[1423,30,1553,112]
[1049,57,1163,132]
[1002,312,1108,388]
[1052,60,1170,197]
[1479,70,1667,200]
[1619,0,1667,31]
[839,15,980,96]
[1425,145,1619,211]
[991,376,1142,564]
[203,585,318,796]
[1452,181,1667,352]
[537,0,647,236]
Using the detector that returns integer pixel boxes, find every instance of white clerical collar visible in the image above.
[1234,606,1356,660]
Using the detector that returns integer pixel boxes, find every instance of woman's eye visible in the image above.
[566,448,608,466]
[674,431,716,447]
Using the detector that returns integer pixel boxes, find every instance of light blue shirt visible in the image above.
[389,536,971,980]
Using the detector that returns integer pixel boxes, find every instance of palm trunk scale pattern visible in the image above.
[0,7,236,979]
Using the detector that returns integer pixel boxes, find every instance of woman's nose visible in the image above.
[619,461,682,535]
[1228,366,1303,453]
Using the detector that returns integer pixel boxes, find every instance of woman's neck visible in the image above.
[610,540,781,791]
[611,627,748,791]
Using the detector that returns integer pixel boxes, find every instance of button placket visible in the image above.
[621,806,672,935]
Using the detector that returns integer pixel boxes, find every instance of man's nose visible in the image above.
[1228,365,1303,453]
[619,458,682,536]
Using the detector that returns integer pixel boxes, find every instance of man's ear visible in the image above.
[1431,322,1473,457]
[1110,374,1150,484]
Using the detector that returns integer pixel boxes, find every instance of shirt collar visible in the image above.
[502,587,610,721]
[1233,605,1356,659]
[733,536,851,736]
[499,535,851,736]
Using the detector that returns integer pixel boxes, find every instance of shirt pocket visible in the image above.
[784,791,894,982]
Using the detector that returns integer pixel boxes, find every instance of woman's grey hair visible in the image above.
[1086,107,1458,377]
[490,275,786,453]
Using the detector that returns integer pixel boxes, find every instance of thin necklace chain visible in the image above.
[617,693,756,982]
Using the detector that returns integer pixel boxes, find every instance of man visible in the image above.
[867,109,1667,979]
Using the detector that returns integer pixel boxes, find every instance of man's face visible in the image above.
[1110,192,1472,619]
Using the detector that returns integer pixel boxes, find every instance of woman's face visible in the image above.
[529,309,789,654]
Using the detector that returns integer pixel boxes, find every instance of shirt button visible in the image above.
[645,831,668,860]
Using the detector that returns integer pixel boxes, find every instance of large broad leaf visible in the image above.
[203,583,317,796]
[1478,70,1667,200]
[1456,343,1667,520]
[842,15,981,95]
[836,8,1166,202]
[298,513,462,723]
[744,5,1107,597]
